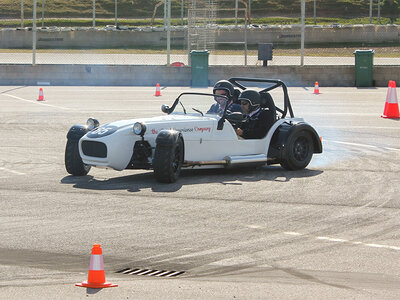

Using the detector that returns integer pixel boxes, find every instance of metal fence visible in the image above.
[0,0,399,66]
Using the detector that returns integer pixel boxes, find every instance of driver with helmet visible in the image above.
[207,80,242,115]
[235,89,275,139]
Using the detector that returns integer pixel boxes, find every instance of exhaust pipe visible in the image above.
[226,154,269,166]
[184,154,268,167]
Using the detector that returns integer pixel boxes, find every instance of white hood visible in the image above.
[91,113,219,140]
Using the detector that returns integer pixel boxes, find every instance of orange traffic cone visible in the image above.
[37,88,45,101]
[313,81,320,94]
[381,80,400,119]
[154,83,161,96]
[75,244,118,289]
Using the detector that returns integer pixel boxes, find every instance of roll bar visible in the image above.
[228,77,294,118]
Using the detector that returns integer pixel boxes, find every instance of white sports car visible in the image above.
[65,78,322,183]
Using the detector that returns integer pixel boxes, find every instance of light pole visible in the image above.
[167,0,171,65]
[41,0,45,27]
[33,0,37,65]
[21,0,24,27]
[314,0,317,25]
[164,0,167,26]
[369,0,373,24]
[93,0,96,27]
[248,0,251,17]
[378,0,381,23]
[235,0,238,27]
[115,0,118,26]
[181,0,184,25]
[301,0,305,66]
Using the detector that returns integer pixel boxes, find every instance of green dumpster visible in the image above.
[354,49,375,87]
[190,50,209,87]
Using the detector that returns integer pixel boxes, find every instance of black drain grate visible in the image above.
[116,268,185,277]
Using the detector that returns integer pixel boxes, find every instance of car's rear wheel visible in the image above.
[153,137,184,183]
[280,130,314,170]
[65,139,91,176]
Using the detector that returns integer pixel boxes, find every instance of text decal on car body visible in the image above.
[151,127,196,135]
[194,126,211,133]
[150,127,211,135]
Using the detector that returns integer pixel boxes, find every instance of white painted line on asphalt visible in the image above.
[3,93,72,110]
[326,140,400,152]
[247,225,263,229]
[365,243,386,248]
[157,236,270,262]
[318,125,400,130]
[283,231,303,236]
[316,236,348,243]
[0,167,26,175]
[281,231,400,252]
[305,112,377,116]
[328,140,378,149]
[385,146,400,151]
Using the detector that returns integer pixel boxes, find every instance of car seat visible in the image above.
[260,92,277,121]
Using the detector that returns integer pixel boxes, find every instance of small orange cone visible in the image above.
[381,80,400,119]
[313,81,320,94]
[75,244,118,289]
[37,88,45,101]
[154,83,161,96]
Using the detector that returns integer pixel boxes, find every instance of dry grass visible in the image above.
[1,46,399,57]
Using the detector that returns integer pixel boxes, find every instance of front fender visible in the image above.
[66,124,88,141]
[155,129,182,146]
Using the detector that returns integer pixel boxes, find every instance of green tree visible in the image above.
[382,0,400,24]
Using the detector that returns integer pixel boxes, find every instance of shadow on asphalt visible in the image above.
[60,166,323,193]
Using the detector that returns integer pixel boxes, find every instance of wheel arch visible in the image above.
[66,124,89,141]
[155,129,185,159]
[268,121,322,163]
[287,123,322,154]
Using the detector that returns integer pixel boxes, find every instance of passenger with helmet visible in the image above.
[207,80,242,115]
[235,89,275,139]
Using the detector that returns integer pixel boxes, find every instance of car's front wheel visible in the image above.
[153,136,184,183]
[280,130,314,170]
[65,139,91,176]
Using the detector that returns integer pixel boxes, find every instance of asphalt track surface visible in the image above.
[0,85,399,299]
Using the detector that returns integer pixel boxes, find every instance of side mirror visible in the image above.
[161,104,170,114]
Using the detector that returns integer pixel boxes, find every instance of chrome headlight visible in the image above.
[86,118,99,130]
[133,122,146,136]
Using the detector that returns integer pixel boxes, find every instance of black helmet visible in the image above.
[238,89,261,110]
[213,80,234,100]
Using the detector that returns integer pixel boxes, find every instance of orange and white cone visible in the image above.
[313,81,320,94]
[154,83,161,96]
[381,80,400,119]
[75,244,118,289]
[37,88,45,101]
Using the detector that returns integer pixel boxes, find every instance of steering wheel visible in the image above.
[225,112,244,129]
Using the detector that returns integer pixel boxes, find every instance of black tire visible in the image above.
[153,137,184,183]
[280,130,314,170]
[65,139,91,176]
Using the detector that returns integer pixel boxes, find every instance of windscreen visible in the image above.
[172,93,228,116]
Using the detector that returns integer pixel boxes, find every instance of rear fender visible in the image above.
[268,122,322,161]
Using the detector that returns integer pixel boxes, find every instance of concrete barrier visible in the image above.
[1,24,399,48]
[0,64,397,87]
